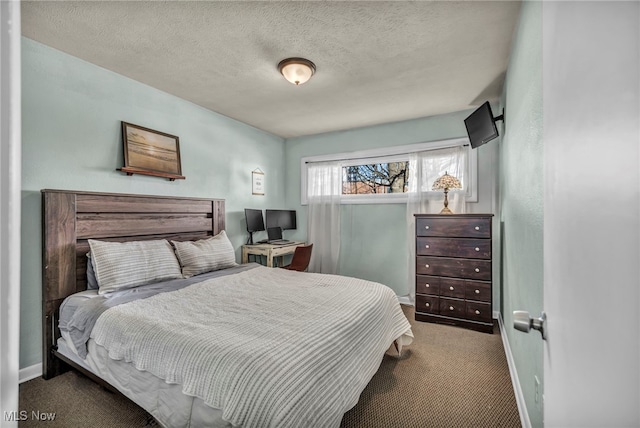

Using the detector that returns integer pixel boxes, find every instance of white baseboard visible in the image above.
[19,363,42,383]
[497,313,531,428]
[396,295,412,306]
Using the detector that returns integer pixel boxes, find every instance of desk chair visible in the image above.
[280,244,313,272]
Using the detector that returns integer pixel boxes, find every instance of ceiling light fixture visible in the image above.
[277,57,316,86]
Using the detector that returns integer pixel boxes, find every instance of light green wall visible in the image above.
[499,1,543,426]
[21,19,527,375]
[21,38,286,368]
[284,113,498,297]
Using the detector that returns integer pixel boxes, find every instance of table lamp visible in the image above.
[432,172,462,214]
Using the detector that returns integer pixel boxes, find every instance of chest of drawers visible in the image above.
[414,214,494,333]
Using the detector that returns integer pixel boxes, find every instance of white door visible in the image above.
[0,1,22,426]
[543,2,639,427]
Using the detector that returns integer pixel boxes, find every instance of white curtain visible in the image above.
[0,0,22,425]
[307,162,342,274]
[405,146,468,303]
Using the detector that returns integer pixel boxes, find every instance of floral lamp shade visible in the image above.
[432,172,462,214]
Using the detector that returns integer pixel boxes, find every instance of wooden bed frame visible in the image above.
[41,189,225,381]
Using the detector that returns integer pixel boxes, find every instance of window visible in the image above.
[301,138,477,205]
[342,160,409,195]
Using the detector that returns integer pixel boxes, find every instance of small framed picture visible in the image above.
[119,121,185,180]
[252,169,265,195]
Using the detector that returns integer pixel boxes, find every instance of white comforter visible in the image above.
[91,266,413,428]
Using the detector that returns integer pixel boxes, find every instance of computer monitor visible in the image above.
[245,209,265,232]
[265,209,297,231]
[266,210,296,239]
[244,208,265,244]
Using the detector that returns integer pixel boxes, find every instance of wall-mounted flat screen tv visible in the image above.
[464,101,500,149]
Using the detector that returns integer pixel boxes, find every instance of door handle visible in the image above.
[513,311,547,340]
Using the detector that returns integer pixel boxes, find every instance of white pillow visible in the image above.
[172,230,237,278]
[88,239,182,294]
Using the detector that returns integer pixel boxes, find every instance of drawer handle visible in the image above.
[425,225,430,230]
[425,302,430,307]
[475,310,481,315]
[449,286,454,291]
[425,264,430,268]
[449,306,454,311]
[475,268,480,273]
[475,226,480,231]
[475,289,480,294]
[425,245,430,249]
[475,247,480,251]
[425,283,430,288]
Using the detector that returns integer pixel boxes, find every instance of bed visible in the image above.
[42,189,414,428]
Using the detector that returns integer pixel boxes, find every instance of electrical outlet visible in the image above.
[534,375,541,408]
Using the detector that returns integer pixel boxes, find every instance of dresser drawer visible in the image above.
[439,277,466,299]
[439,298,465,318]
[465,280,491,302]
[416,217,491,238]
[416,237,491,259]
[416,256,492,281]
[466,301,492,323]
[416,275,440,295]
[416,294,439,314]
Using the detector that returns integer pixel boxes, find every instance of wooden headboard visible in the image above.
[41,189,225,379]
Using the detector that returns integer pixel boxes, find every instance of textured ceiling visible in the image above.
[21,1,521,138]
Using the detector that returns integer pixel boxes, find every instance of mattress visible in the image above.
[57,336,230,427]
[57,263,413,428]
[58,264,263,427]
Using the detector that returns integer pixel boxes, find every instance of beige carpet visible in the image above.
[340,306,520,428]
[19,305,520,427]
[19,368,152,427]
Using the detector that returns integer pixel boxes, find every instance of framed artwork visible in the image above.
[119,121,185,181]
[252,169,265,195]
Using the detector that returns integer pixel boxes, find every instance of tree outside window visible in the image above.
[342,162,409,195]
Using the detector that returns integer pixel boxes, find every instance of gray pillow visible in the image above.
[88,239,182,294]
[172,230,237,278]
[86,253,98,290]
